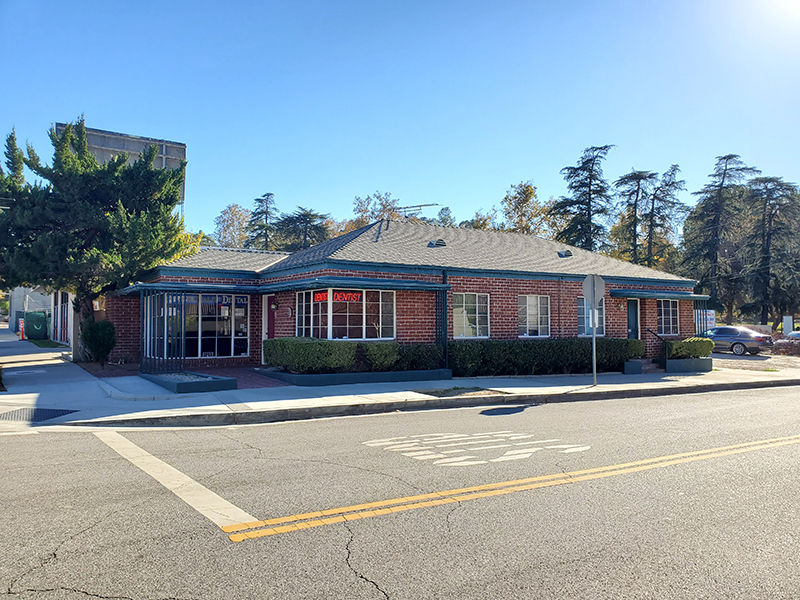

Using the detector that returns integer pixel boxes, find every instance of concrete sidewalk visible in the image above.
[2,323,800,429]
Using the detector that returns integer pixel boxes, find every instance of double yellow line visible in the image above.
[223,434,800,543]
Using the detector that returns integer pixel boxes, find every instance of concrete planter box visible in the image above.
[261,368,452,387]
[665,357,712,373]
[623,360,643,375]
[141,371,238,394]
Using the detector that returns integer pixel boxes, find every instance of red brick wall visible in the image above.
[110,269,697,363]
[105,295,140,363]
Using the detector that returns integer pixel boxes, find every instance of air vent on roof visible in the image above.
[557,250,573,258]
[428,239,447,248]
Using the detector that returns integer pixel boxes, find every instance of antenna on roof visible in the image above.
[397,203,438,219]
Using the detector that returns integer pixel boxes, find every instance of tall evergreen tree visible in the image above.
[553,145,614,251]
[642,165,687,269]
[274,207,330,250]
[613,170,658,264]
[683,154,760,310]
[0,118,189,358]
[742,177,800,325]
[245,192,277,250]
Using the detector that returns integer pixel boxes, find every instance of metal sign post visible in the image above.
[582,274,606,386]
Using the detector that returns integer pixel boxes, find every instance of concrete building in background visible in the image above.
[54,123,187,217]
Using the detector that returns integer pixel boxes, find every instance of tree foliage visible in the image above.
[740,177,800,324]
[213,203,251,248]
[245,192,277,250]
[273,206,330,250]
[683,154,760,310]
[352,191,404,229]
[612,170,658,264]
[0,118,190,358]
[552,145,615,251]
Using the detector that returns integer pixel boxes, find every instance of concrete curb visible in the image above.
[68,378,800,428]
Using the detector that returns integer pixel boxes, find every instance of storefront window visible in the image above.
[296,289,395,340]
[143,293,249,359]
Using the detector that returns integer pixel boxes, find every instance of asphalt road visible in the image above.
[4,386,800,599]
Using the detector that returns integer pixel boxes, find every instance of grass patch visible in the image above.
[28,339,69,349]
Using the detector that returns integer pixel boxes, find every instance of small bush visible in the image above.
[447,338,634,377]
[773,340,800,356]
[362,342,399,371]
[666,337,714,359]
[397,343,443,371]
[626,339,646,359]
[263,337,356,373]
[263,338,443,373]
[81,320,116,364]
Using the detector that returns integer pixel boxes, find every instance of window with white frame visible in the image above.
[296,289,395,340]
[518,295,550,337]
[658,299,680,335]
[453,293,489,338]
[577,296,605,336]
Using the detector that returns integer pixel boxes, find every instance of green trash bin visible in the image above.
[23,311,48,340]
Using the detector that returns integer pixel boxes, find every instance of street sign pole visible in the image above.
[582,274,606,386]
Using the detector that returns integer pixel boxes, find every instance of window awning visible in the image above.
[609,290,710,301]
[116,276,449,296]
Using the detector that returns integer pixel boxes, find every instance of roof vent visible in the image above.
[557,250,573,258]
[428,239,447,248]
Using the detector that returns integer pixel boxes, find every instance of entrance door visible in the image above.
[264,295,276,340]
[627,299,640,339]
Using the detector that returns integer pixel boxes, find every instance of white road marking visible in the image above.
[0,430,39,436]
[363,432,591,466]
[560,446,592,453]
[94,430,256,529]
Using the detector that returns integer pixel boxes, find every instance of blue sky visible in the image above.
[2,0,798,235]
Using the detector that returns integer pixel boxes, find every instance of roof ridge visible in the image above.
[200,246,292,255]
[326,221,382,259]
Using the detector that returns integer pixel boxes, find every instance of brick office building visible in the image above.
[111,219,708,370]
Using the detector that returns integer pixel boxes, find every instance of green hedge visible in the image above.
[81,320,116,364]
[264,337,642,376]
[448,338,641,377]
[665,337,714,359]
[263,338,442,374]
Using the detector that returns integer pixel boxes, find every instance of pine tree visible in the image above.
[553,145,614,251]
[274,207,330,250]
[642,165,687,269]
[0,118,189,359]
[613,170,658,264]
[245,192,277,250]
[742,177,800,325]
[683,155,760,311]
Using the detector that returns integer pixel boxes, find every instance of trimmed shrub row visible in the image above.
[263,338,443,374]
[447,338,645,377]
[665,337,714,359]
[264,337,646,376]
[773,339,800,356]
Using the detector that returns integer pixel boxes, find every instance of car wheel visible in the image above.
[732,343,746,355]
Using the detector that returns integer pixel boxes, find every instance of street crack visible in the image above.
[344,524,389,600]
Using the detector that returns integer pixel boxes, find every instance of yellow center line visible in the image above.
[225,434,800,542]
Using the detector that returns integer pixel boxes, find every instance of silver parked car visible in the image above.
[701,326,774,355]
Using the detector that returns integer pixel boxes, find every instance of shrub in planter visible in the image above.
[362,342,400,371]
[263,337,356,374]
[397,343,442,371]
[81,320,116,365]
[626,339,646,359]
[666,337,714,359]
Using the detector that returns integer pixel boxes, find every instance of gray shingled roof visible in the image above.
[164,247,291,272]
[265,220,692,283]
